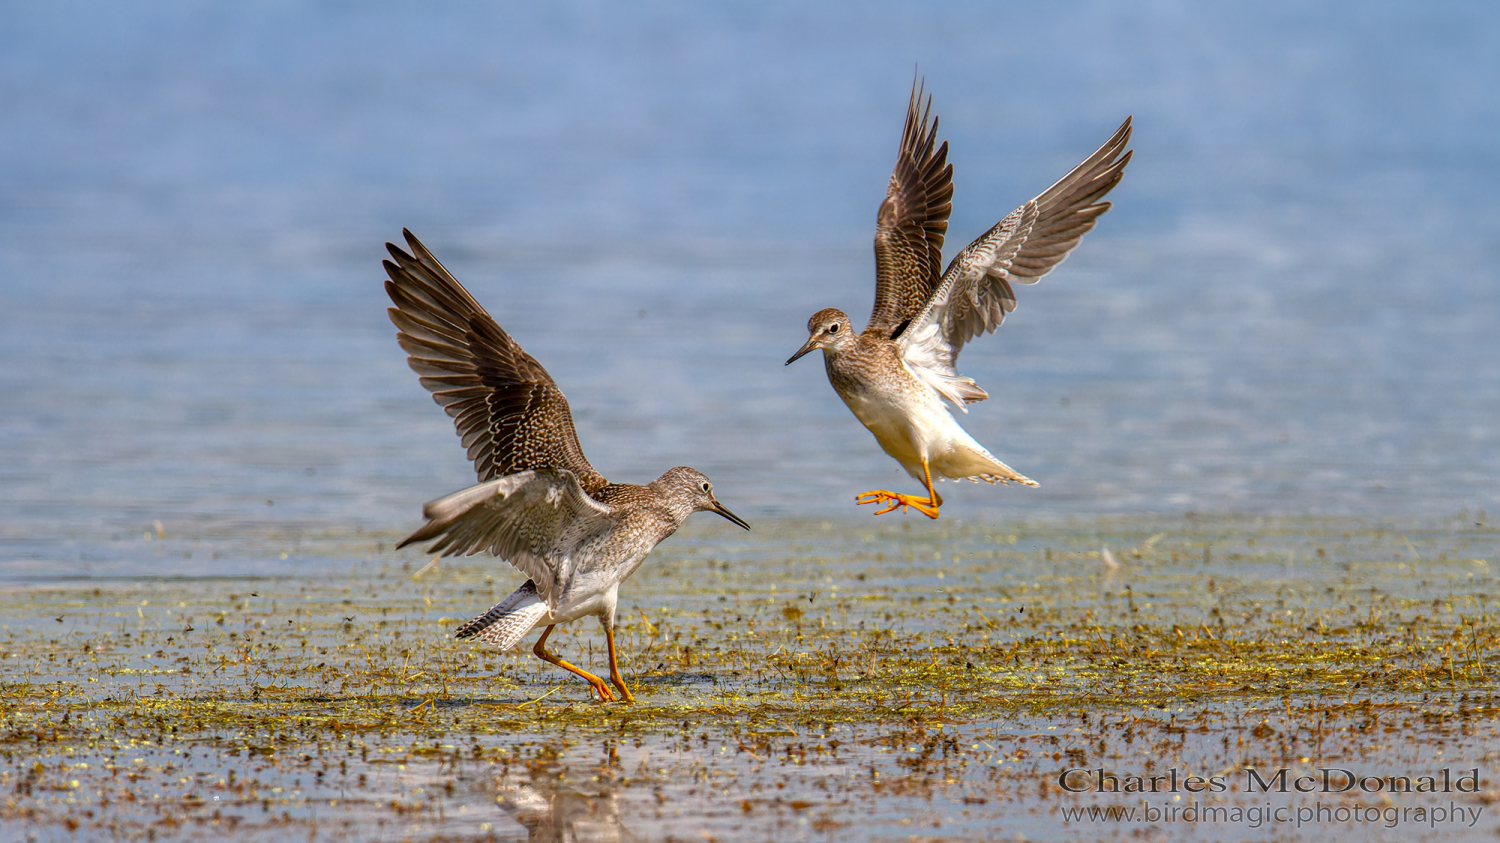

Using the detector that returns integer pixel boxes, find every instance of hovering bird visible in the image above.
[384,231,750,703]
[786,84,1132,519]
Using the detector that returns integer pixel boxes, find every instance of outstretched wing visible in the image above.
[938,118,1133,357]
[397,470,616,608]
[866,81,955,339]
[900,201,1038,409]
[900,117,1133,407]
[384,229,608,494]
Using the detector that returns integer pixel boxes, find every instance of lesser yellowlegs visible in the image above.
[786,83,1132,518]
[384,230,750,702]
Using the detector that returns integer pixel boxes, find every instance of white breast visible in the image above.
[840,371,962,474]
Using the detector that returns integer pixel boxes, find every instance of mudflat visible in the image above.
[3,516,1496,841]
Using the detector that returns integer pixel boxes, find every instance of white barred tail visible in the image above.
[454,583,549,651]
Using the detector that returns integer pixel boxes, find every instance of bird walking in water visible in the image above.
[786,84,1132,519]
[384,230,750,702]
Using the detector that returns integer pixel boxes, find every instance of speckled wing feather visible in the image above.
[866,81,954,340]
[384,230,608,494]
[396,470,616,608]
[934,117,1133,358]
[899,117,1132,409]
[900,200,1038,409]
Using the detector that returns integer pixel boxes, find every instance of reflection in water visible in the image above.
[496,780,640,843]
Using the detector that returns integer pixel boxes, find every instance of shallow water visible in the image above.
[2,517,1498,841]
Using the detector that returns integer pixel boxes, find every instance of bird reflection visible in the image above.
[496,781,641,843]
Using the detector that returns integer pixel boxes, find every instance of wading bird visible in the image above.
[786,84,1131,519]
[384,231,750,702]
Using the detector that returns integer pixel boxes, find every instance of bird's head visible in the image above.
[654,467,750,530]
[785,308,854,365]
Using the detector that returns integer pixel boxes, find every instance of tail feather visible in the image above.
[930,442,1039,487]
[455,582,550,651]
[967,452,1038,487]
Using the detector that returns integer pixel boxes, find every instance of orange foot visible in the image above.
[586,677,616,702]
[856,489,941,519]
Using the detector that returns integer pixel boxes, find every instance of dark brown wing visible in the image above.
[383,230,608,494]
[866,81,954,339]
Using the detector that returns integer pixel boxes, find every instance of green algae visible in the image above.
[2,515,1498,840]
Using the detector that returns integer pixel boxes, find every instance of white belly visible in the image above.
[547,550,650,626]
[841,382,962,473]
[839,369,1034,486]
[844,390,925,465]
[549,573,618,621]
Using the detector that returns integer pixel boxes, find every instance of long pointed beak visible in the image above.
[785,337,819,366]
[710,499,751,530]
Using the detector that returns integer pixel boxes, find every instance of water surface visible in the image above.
[3,2,1498,566]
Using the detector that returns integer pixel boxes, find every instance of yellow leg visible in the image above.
[532,625,614,702]
[603,625,635,703]
[856,459,943,519]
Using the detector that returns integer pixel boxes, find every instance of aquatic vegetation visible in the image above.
[1,516,1496,840]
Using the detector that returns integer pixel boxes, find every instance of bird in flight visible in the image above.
[787,83,1132,519]
[384,231,750,702]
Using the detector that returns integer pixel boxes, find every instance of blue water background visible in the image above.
[2,1,1498,575]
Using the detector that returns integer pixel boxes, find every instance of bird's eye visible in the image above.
[700,481,711,493]
[827,323,840,334]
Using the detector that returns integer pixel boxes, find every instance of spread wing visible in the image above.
[396,470,615,608]
[866,81,954,339]
[384,229,608,494]
[900,117,1133,408]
